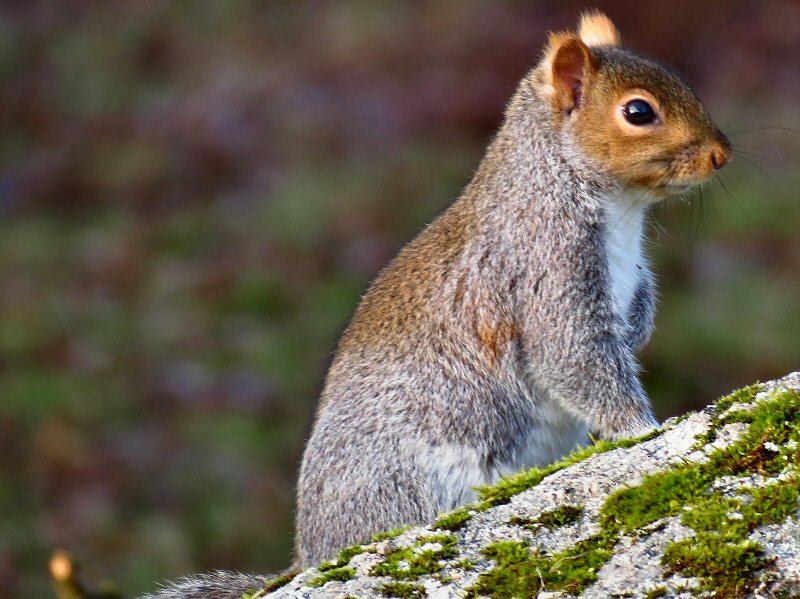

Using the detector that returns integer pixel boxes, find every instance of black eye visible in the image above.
[622,99,657,125]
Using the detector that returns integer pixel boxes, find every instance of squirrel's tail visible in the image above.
[139,571,282,599]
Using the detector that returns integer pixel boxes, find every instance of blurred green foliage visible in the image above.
[0,1,798,597]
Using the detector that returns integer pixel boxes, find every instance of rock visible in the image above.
[150,372,800,598]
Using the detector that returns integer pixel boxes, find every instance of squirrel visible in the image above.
[142,11,731,599]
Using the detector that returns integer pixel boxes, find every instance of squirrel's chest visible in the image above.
[602,200,646,318]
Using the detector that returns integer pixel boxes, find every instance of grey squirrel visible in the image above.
[142,11,731,599]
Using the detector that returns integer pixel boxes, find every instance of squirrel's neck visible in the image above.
[463,71,617,217]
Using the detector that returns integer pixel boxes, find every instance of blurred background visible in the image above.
[1,0,798,596]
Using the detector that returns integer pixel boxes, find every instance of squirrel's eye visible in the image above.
[622,99,657,125]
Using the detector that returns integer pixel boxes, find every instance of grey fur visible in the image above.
[139,571,272,599]
[625,275,657,352]
[294,64,661,567]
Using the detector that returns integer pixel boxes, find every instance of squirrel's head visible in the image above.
[535,11,731,198]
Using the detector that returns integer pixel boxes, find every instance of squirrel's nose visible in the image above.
[710,135,732,170]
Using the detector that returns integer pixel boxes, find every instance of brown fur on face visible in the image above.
[539,12,731,198]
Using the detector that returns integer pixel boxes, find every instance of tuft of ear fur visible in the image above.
[542,33,597,115]
[578,10,621,47]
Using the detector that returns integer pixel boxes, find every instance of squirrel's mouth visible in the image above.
[655,179,704,196]
[648,183,690,199]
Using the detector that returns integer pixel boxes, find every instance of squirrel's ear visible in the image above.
[544,34,597,114]
[578,10,621,47]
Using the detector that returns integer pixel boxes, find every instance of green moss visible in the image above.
[643,586,667,599]
[661,476,799,597]
[307,566,355,587]
[477,429,661,509]
[468,541,534,597]
[723,408,756,425]
[318,544,365,572]
[372,525,412,542]
[691,383,762,448]
[469,532,618,597]
[604,388,800,597]
[550,533,619,592]
[433,506,472,531]
[241,570,296,596]
[452,559,476,571]
[470,385,798,598]
[632,519,667,539]
[458,427,668,596]
[511,504,584,529]
[370,533,458,580]
[477,443,612,508]
[662,534,768,596]
[717,383,762,410]
[379,581,426,598]
[601,465,711,533]
[537,504,584,528]
[603,387,796,526]
[668,413,690,425]
[505,515,530,527]
[747,479,800,522]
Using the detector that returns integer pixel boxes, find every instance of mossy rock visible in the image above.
[247,373,800,598]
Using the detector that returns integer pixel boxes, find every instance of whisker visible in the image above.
[730,143,766,150]
[727,125,800,136]
[722,119,751,132]
[716,173,740,210]
[718,170,744,206]
[706,182,722,221]
[690,185,708,246]
[731,153,777,187]
[731,148,784,169]
[730,143,776,158]
[648,211,669,239]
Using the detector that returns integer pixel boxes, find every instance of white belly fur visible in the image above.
[603,196,645,318]
[413,404,588,512]
[412,440,491,511]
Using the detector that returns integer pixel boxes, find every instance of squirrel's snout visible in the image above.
[710,136,732,170]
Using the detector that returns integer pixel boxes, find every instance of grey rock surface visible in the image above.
[260,371,800,598]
